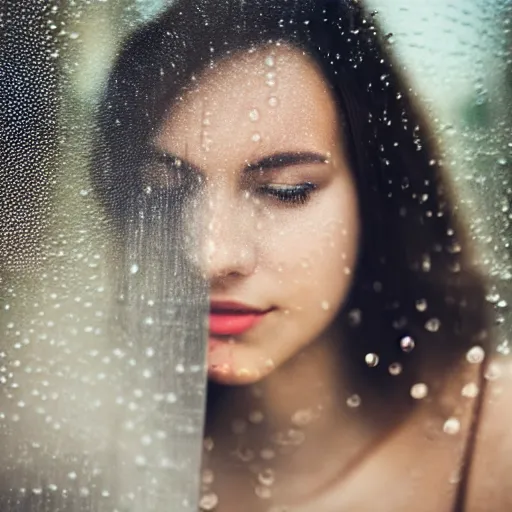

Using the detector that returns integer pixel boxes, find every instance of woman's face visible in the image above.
[153,44,359,385]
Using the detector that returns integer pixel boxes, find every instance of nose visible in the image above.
[195,192,258,283]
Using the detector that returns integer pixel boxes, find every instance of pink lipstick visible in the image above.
[209,301,270,337]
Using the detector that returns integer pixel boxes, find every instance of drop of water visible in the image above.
[260,448,276,460]
[410,383,428,399]
[268,95,279,107]
[425,318,440,332]
[400,335,415,352]
[443,417,461,435]
[130,263,139,275]
[484,363,501,381]
[204,437,215,452]
[272,429,305,446]
[348,309,362,326]
[365,353,379,367]
[346,394,361,408]
[265,55,275,67]
[249,410,264,424]
[251,132,262,143]
[258,468,276,486]
[202,469,215,485]
[415,299,428,312]
[461,383,479,398]
[421,254,431,272]
[321,301,330,311]
[249,108,260,122]
[291,408,314,427]
[388,362,402,375]
[466,346,485,364]
[199,492,219,510]
[135,455,147,467]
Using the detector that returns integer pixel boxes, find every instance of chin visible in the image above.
[207,365,266,386]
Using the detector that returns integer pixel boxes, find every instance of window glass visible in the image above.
[1,1,511,511]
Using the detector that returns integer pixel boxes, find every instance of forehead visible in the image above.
[155,44,342,166]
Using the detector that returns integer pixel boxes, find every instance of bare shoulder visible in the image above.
[465,357,512,511]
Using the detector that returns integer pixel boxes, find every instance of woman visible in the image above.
[91,0,501,510]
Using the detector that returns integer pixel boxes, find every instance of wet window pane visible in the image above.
[1,0,511,511]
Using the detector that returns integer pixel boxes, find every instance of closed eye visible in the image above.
[260,182,317,205]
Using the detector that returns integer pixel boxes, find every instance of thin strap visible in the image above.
[452,363,487,512]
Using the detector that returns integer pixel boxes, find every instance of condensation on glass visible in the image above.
[0,0,511,511]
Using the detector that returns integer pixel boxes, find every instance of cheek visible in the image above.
[261,189,359,312]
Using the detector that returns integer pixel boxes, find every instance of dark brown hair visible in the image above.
[91,0,490,406]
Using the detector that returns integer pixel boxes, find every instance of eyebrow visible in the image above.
[148,149,329,176]
[245,151,330,172]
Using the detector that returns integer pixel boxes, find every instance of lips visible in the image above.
[209,301,270,336]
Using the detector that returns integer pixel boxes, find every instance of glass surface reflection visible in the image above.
[90,0,503,510]
[2,0,512,510]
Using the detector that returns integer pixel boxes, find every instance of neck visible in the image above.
[203,330,379,502]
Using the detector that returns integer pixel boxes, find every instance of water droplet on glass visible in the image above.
[415,299,428,312]
[443,417,461,435]
[365,353,379,367]
[202,469,215,485]
[388,362,402,376]
[264,55,275,67]
[249,108,260,122]
[421,254,431,272]
[425,318,440,332]
[249,410,264,424]
[268,95,279,107]
[79,487,90,498]
[410,383,428,400]
[135,455,147,467]
[484,363,501,381]
[346,394,361,408]
[199,492,219,510]
[291,408,314,427]
[130,263,139,275]
[348,309,362,326]
[258,468,275,486]
[486,292,500,304]
[260,448,276,460]
[466,346,485,364]
[400,335,415,352]
[461,383,479,398]
[272,429,305,446]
